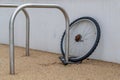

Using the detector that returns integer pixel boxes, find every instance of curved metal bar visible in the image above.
[0,4,30,56]
[0,4,30,74]
[9,3,70,74]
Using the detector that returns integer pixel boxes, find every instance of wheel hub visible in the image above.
[75,34,82,42]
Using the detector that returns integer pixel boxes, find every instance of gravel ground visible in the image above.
[0,44,120,80]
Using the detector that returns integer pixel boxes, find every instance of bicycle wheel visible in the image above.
[60,17,101,62]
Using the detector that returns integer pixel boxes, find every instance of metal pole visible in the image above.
[9,3,70,74]
[0,4,18,8]
[22,9,30,56]
[0,4,30,74]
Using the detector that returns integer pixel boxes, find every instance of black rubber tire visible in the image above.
[60,17,101,62]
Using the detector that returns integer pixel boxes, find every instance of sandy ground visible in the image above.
[0,44,120,80]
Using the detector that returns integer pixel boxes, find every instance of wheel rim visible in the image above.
[62,19,98,59]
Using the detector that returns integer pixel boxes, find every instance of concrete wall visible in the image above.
[0,0,120,64]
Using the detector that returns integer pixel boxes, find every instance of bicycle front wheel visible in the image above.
[61,17,101,62]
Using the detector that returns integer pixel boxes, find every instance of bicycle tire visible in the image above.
[60,17,101,62]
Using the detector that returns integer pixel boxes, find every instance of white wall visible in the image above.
[0,0,120,64]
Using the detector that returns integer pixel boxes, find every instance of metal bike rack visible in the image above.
[9,3,70,74]
[0,4,30,57]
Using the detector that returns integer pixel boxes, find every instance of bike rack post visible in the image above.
[0,4,30,56]
[0,4,30,74]
[9,3,70,74]
[0,4,30,57]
